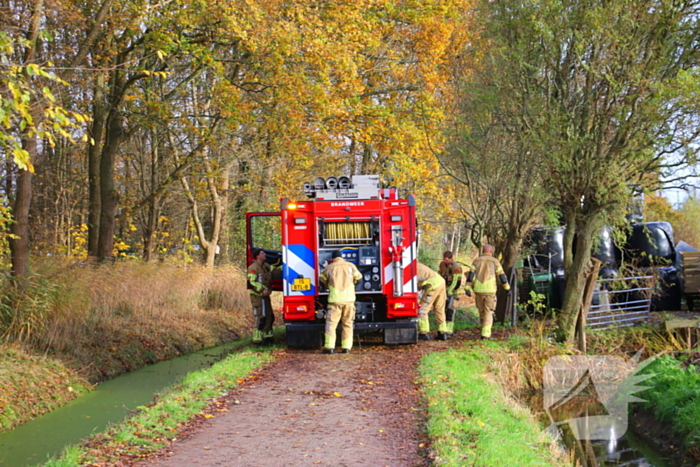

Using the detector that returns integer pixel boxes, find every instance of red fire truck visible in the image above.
[246,175,420,347]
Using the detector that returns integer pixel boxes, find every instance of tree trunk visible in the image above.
[141,137,159,262]
[217,167,231,265]
[87,75,106,258]
[495,237,521,323]
[142,198,157,262]
[10,166,33,278]
[556,216,598,343]
[10,0,43,278]
[181,158,232,269]
[96,112,125,262]
[454,227,461,257]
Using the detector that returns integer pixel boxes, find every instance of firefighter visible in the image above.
[319,250,362,354]
[416,263,448,341]
[439,251,463,338]
[465,244,511,340]
[247,248,280,346]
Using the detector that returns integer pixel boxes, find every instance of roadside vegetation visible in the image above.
[638,354,700,455]
[485,311,700,464]
[4,288,699,467]
[0,259,252,433]
[420,341,569,466]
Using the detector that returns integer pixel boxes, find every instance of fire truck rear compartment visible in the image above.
[318,220,382,294]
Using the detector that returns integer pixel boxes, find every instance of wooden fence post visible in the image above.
[576,258,603,353]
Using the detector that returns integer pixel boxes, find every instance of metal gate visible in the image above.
[587,275,653,329]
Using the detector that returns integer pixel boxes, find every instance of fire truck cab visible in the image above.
[246,175,420,347]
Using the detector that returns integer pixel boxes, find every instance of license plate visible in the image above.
[292,278,311,291]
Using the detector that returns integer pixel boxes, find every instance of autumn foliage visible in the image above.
[1,0,474,271]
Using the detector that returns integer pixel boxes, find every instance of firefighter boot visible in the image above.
[341,348,350,354]
[436,332,448,341]
[322,348,334,354]
[418,333,432,341]
[445,308,455,337]
[252,329,264,346]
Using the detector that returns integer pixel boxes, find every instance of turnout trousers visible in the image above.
[474,293,496,338]
[445,295,456,334]
[250,295,275,343]
[418,284,447,334]
[324,302,355,350]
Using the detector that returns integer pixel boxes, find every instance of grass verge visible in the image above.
[419,340,567,467]
[39,346,276,467]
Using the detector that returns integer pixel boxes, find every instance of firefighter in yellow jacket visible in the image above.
[439,251,462,337]
[416,263,448,341]
[247,248,280,345]
[319,250,362,354]
[465,244,511,340]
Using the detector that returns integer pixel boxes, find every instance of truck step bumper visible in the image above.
[285,320,418,347]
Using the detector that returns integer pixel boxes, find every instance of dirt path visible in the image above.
[130,337,466,467]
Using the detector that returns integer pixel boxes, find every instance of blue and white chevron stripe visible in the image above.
[283,243,317,296]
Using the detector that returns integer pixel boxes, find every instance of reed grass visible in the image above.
[1,258,251,353]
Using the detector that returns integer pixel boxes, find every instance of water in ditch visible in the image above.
[527,391,679,466]
[0,340,247,467]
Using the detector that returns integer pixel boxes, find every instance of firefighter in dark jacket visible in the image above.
[247,248,280,345]
[439,251,462,337]
[465,244,510,339]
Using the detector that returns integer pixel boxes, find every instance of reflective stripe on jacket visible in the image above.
[468,254,505,294]
[248,261,273,296]
[320,257,362,303]
[439,260,462,295]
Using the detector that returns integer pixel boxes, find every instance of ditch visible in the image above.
[0,340,246,467]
